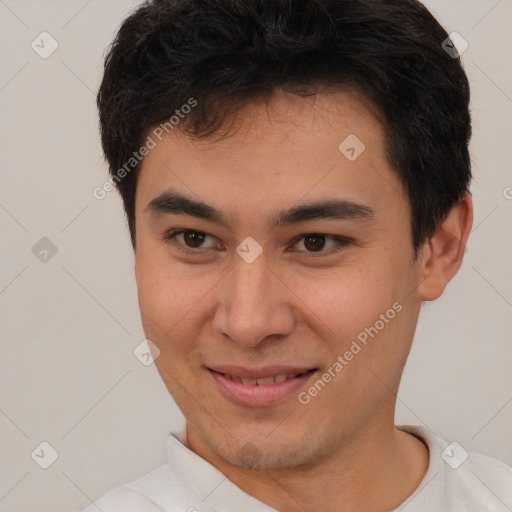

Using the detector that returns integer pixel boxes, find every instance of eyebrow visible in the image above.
[145,190,375,228]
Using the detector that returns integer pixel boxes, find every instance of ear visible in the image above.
[416,192,473,301]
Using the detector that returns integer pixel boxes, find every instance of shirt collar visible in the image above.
[167,429,277,511]
[392,424,446,511]
[167,424,445,512]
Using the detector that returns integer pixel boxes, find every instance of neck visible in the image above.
[185,417,429,512]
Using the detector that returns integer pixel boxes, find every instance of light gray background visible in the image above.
[0,1,511,511]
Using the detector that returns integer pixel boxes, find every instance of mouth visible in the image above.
[216,370,313,385]
[207,366,318,407]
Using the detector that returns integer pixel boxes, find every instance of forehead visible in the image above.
[135,90,408,226]
[177,89,384,157]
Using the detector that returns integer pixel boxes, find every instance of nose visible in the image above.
[212,251,295,348]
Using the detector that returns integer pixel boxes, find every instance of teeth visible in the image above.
[224,372,305,385]
[257,376,275,385]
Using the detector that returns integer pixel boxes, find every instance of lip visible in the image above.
[207,366,317,407]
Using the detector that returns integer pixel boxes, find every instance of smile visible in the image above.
[221,372,310,385]
[207,367,317,407]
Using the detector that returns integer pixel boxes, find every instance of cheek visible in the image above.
[282,260,398,343]
[136,257,209,398]
[135,252,218,352]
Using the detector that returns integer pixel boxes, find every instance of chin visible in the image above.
[217,434,315,471]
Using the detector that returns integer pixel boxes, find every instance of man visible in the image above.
[85,0,512,510]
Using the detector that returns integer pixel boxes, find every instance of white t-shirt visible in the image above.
[82,424,512,511]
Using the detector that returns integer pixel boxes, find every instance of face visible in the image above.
[134,89,423,470]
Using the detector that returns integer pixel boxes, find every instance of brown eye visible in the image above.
[290,233,354,257]
[183,231,207,248]
[303,234,326,252]
[163,229,217,255]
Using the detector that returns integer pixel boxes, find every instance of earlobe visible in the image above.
[416,192,473,301]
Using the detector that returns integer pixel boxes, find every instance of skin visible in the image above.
[134,89,473,511]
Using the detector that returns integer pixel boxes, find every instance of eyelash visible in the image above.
[162,229,354,258]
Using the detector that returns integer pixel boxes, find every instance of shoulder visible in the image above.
[81,486,163,512]
[453,450,512,504]
[80,464,201,512]
[397,425,512,511]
